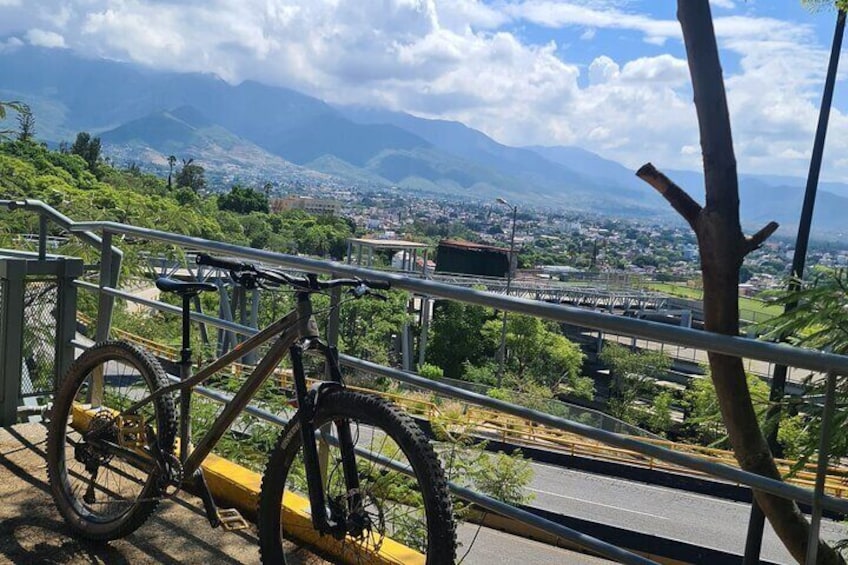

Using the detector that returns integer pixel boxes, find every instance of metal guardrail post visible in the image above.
[55,257,84,387]
[95,231,117,343]
[418,295,431,368]
[90,231,118,406]
[0,259,26,425]
[805,371,838,564]
[326,274,342,379]
[38,214,48,260]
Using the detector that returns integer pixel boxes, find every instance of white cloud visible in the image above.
[0,36,23,53]
[710,0,736,9]
[619,54,688,86]
[588,55,619,85]
[0,0,845,182]
[580,28,596,41]
[25,28,66,48]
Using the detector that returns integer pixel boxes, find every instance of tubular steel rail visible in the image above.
[78,315,848,500]
[4,198,848,564]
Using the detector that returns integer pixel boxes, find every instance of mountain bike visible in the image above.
[46,253,456,564]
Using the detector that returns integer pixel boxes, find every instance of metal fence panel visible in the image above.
[20,279,58,397]
[0,255,83,424]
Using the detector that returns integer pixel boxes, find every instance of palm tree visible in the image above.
[167,155,177,189]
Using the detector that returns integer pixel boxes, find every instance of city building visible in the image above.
[271,196,341,216]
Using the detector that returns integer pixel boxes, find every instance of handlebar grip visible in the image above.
[196,253,251,271]
[363,279,391,291]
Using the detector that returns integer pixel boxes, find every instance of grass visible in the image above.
[646,282,782,322]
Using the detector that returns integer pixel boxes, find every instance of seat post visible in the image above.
[181,293,193,367]
[180,292,194,464]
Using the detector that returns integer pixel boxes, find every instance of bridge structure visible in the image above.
[3,199,848,565]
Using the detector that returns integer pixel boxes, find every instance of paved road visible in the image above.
[457,522,614,564]
[526,460,848,564]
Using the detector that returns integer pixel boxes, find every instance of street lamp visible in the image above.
[496,197,517,387]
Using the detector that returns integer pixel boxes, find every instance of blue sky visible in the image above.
[1,0,848,183]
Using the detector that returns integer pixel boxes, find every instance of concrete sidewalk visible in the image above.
[0,423,321,564]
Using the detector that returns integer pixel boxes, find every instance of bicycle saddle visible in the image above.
[155,277,217,296]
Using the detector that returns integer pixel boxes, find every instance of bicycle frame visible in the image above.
[117,290,356,531]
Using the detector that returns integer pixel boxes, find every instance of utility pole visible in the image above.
[496,197,517,387]
[743,9,846,564]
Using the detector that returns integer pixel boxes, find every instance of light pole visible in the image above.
[496,197,517,387]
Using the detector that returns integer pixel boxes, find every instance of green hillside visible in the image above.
[0,138,354,260]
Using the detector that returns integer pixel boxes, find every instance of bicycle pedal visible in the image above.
[217,508,249,531]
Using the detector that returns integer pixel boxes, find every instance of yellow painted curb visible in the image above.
[71,404,424,565]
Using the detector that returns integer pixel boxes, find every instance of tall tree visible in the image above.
[16,103,35,142]
[637,2,841,562]
[426,300,493,379]
[70,132,102,174]
[175,158,206,193]
[0,100,24,140]
[218,184,270,214]
[167,155,177,189]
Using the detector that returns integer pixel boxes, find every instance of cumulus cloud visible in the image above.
[710,0,736,9]
[0,36,23,53]
[25,28,66,48]
[0,0,843,181]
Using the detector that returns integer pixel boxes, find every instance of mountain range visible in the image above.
[1,45,846,234]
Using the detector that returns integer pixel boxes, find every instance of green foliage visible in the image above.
[757,269,848,465]
[684,372,770,448]
[175,158,206,192]
[564,374,595,401]
[218,184,270,214]
[483,314,585,392]
[0,100,24,140]
[472,450,534,506]
[16,103,35,142]
[70,132,102,175]
[802,0,848,12]
[418,363,444,380]
[461,361,497,387]
[340,289,411,366]
[426,300,494,379]
[647,390,674,437]
[431,404,534,508]
[600,342,672,422]
[778,414,810,461]
[0,140,225,246]
[487,381,554,412]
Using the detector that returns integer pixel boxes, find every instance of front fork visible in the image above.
[291,341,362,536]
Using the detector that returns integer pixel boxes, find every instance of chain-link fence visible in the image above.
[0,254,83,424]
[20,279,59,397]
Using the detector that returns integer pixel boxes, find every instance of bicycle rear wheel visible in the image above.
[258,389,456,564]
[46,341,176,540]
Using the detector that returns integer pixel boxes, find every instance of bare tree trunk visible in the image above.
[633,2,844,563]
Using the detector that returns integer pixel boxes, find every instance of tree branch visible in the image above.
[636,163,702,228]
[744,221,779,255]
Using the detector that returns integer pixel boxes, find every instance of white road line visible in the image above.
[528,487,670,520]
[531,461,748,507]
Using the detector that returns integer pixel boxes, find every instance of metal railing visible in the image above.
[4,198,848,564]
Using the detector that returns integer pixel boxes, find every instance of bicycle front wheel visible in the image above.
[258,390,456,564]
[46,341,176,541]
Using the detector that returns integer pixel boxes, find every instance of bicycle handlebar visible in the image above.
[196,253,253,272]
[196,253,391,292]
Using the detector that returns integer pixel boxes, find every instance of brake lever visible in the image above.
[233,271,259,290]
[348,285,387,300]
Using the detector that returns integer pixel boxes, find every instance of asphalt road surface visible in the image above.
[526,460,848,564]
